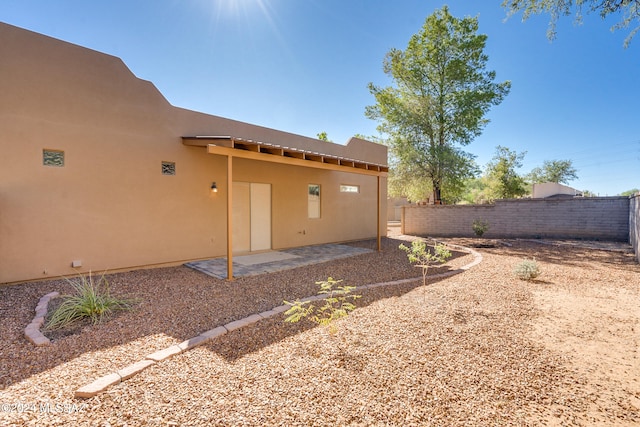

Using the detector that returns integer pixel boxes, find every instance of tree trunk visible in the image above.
[432,185,442,205]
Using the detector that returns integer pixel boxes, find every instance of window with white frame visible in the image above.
[340,184,359,193]
[308,184,320,219]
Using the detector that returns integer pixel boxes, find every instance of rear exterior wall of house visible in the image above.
[0,23,387,284]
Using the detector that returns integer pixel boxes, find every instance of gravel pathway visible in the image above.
[1,236,638,426]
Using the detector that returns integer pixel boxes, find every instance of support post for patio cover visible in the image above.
[197,139,388,269]
[377,175,382,252]
[227,155,233,280]
[376,176,382,252]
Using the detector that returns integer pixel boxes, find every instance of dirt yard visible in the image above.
[0,236,638,426]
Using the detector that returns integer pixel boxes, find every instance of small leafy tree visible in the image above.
[486,145,528,199]
[284,277,360,335]
[399,240,452,286]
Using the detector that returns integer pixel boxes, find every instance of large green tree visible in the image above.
[486,145,528,199]
[366,6,510,204]
[503,0,640,46]
[460,176,494,204]
[528,159,579,184]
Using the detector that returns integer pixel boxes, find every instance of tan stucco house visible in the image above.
[0,23,388,284]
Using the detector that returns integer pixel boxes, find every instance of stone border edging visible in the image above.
[73,242,482,399]
[24,291,59,346]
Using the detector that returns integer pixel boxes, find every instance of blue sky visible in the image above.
[3,0,639,196]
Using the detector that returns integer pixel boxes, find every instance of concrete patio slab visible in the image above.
[184,243,373,279]
[234,251,300,266]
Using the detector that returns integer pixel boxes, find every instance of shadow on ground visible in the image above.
[0,237,468,389]
[440,237,636,271]
[200,272,456,363]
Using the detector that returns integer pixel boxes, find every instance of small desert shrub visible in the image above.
[45,271,137,330]
[399,240,452,286]
[514,259,541,281]
[284,277,360,335]
[472,219,489,237]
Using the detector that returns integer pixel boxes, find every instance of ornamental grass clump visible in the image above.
[284,277,360,335]
[45,271,137,331]
[514,259,541,281]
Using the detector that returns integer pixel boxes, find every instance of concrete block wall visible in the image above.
[630,194,640,262]
[403,197,630,241]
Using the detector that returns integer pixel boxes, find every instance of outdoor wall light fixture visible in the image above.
[210,182,218,193]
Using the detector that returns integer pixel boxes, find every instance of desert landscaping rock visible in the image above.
[2,237,638,426]
[72,248,481,399]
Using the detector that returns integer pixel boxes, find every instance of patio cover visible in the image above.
[183,135,388,280]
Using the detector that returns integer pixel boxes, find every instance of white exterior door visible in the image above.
[250,183,271,251]
[232,182,271,253]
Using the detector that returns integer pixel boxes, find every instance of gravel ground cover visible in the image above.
[0,236,638,426]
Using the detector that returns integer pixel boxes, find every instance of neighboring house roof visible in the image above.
[545,193,577,199]
[532,182,581,199]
